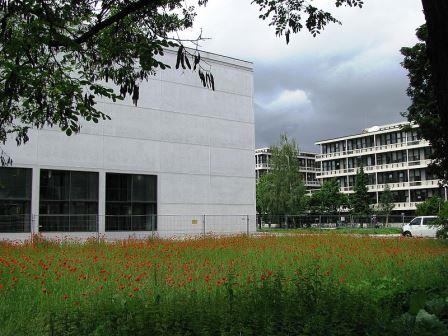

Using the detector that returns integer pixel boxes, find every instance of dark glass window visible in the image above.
[409,149,421,162]
[39,170,98,232]
[409,169,422,182]
[423,217,437,226]
[410,218,421,226]
[106,173,157,231]
[0,168,32,232]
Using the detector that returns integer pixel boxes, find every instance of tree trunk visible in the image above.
[421,0,448,157]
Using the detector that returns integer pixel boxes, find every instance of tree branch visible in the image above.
[74,0,160,44]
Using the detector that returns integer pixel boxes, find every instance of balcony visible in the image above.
[339,180,440,194]
[317,159,432,178]
[256,163,319,172]
[392,202,419,210]
[255,163,270,169]
[305,181,321,187]
[316,140,430,161]
[300,166,319,172]
[367,179,440,192]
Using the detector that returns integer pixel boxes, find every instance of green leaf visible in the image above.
[410,290,427,315]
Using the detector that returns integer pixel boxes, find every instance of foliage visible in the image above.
[416,196,445,216]
[377,184,395,226]
[251,0,364,42]
[0,0,199,164]
[401,24,448,182]
[0,0,365,165]
[350,166,371,216]
[256,134,307,217]
[256,173,276,215]
[436,202,448,239]
[310,178,348,214]
[0,235,447,335]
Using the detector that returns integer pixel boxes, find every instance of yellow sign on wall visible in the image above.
[192,219,198,225]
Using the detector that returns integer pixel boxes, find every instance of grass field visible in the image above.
[0,235,447,335]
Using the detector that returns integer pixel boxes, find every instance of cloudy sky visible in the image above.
[183,0,425,152]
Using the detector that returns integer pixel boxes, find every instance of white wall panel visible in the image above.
[1,50,256,239]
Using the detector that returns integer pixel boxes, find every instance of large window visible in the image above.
[39,170,98,232]
[106,173,157,231]
[0,168,32,232]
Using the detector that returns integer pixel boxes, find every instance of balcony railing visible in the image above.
[392,202,419,210]
[316,139,430,160]
[255,163,319,173]
[339,180,440,194]
[367,179,440,191]
[305,181,321,186]
[317,159,432,178]
[255,163,269,169]
[301,166,319,172]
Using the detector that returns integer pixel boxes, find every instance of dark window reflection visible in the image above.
[106,173,157,231]
[39,170,98,232]
[0,168,32,232]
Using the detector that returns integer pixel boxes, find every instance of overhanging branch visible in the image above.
[74,0,159,44]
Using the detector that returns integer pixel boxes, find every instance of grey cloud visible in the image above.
[254,53,411,152]
[182,0,424,153]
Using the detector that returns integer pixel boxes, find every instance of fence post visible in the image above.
[152,215,156,239]
[31,214,35,243]
[97,215,100,244]
[246,215,250,236]
[202,214,206,236]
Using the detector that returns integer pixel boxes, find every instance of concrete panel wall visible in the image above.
[1,49,256,240]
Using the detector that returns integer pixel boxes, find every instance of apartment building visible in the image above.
[315,122,445,214]
[0,49,256,240]
[255,148,320,191]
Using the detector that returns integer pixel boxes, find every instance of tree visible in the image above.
[401,25,447,182]
[376,184,395,227]
[0,0,364,164]
[256,173,275,218]
[415,196,448,239]
[419,1,448,181]
[415,196,445,216]
[310,178,347,214]
[350,166,371,219]
[436,202,448,239]
[256,134,307,226]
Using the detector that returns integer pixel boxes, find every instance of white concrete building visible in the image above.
[255,148,320,191]
[0,50,256,240]
[315,122,445,214]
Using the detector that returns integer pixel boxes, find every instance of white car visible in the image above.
[402,216,441,238]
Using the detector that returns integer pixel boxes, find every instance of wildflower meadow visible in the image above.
[0,235,447,335]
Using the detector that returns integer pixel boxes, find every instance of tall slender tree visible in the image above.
[351,166,371,218]
[377,184,395,227]
[256,134,307,226]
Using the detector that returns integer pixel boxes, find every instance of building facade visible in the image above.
[0,50,256,240]
[315,122,446,214]
[255,148,320,191]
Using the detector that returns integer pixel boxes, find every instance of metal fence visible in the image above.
[0,214,256,240]
[0,214,31,233]
[0,213,415,240]
[257,214,415,229]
